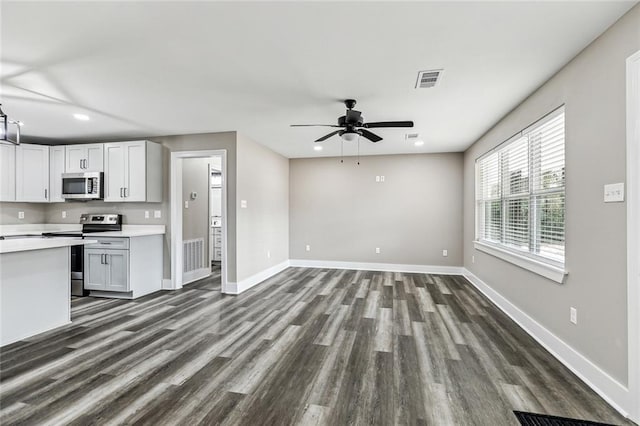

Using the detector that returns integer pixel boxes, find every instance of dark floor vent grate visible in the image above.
[513,411,618,426]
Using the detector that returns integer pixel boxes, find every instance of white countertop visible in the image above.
[0,224,165,238]
[85,225,166,237]
[0,238,98,254]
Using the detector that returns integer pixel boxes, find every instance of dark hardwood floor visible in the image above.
[0,268,632,425]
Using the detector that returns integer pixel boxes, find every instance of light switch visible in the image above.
[62,211,67,219]
[604,183,624,203]
[241,200,247,208]
[184,201,189,209]
[18,211,24,219]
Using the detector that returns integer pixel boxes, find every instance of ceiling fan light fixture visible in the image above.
[341,131,359,142]
[0,104,22,145]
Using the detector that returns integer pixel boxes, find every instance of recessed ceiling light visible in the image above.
[414,140,425,147]
[73,113,90,121]
[314,145,323,151]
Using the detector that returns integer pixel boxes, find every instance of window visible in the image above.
[475,106,565,277]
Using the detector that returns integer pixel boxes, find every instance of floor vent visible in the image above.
[183,238,205,273]
[415,69,443,89]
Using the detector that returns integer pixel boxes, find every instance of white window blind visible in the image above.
[476,106,565,266]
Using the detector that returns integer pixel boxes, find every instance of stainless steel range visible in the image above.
[44,214,122,296]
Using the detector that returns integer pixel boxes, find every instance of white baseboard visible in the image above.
[183,267,211,286]
[223,260,290,295]
[161,279,173,290]
[462,268,631,419]
[289,259,463,275]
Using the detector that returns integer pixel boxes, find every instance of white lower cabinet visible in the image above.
[83,235,162,299]
[84,248,130,292]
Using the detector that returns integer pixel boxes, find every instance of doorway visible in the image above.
[170,150,228,292]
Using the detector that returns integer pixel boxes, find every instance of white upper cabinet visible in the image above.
[49,146,66,202]
[65,143,104,173]
[16,144,49,202]
[0,143,16,201]
[104,140,162,203]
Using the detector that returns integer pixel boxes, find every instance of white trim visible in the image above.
[462,268,631,419]
[474,240,567,283]
[161,279,173,290]
[223,260,290,295]
[289,259,463,275]
[182,267,211,286]
[170,149,228,292]
[626,49,640,424]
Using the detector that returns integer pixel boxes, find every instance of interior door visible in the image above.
[104,143,126,202]
[105,250,129,292]
[65,145,86,173]
[16,144,49,202]
[84,250,107,290]
[124,141,146,201]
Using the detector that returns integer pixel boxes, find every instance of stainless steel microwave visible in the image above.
[61,172,104,200]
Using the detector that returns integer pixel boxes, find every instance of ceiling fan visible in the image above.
[291,99,414,143]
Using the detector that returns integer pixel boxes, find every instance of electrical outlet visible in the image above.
[240,200,247,208]
[442,249,448,257]
[570,307,577,324]
[375,247,381,254]
[154,210,161,218]
[604,183,624,203]
[305,244,311,252]
[145,211,150,219]
[472,255,475,263]
[380,175,385,182]
[267,250,271,259]
[375,175,380,182]
[184,201,189,209]
[62,211,67,219]
[18,211,24,219]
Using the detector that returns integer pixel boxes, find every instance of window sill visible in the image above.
[473,241,567,284]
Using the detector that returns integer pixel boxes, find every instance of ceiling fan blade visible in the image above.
[315,130,341,142]
[363,121,414,128]
[291,124,341,127]
[345,109,362,124]
[360,129,383,142]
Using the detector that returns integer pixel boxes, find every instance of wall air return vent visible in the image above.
[415,69,442,89]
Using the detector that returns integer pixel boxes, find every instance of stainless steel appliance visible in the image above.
[44,213,122,296]
[61,172,104,200]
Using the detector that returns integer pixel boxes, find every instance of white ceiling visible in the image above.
[1,1,635,158]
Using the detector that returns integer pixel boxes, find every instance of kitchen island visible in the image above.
[0,238,97,346]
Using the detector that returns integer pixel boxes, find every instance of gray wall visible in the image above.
[236,133,290,282]
[463,5,640,385]
[0,202,46,224]
[290,153,463,266]
[182,157,213,262]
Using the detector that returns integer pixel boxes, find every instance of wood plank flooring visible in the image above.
[0,268,633,425]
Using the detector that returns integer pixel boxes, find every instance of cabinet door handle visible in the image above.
[124,187,128,198]
[44,189,48,199]
[83,159,87,169]
[104,254,108,265]
[100,254,105,264]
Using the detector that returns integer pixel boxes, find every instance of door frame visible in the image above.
[626,49,640,424]
[170,149,228,291]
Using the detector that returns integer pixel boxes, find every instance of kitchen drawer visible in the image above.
[214,236,222,246]
[213,227,222,236]
[86,237,129,250]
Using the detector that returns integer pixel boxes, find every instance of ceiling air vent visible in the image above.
[415,69,442,89]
